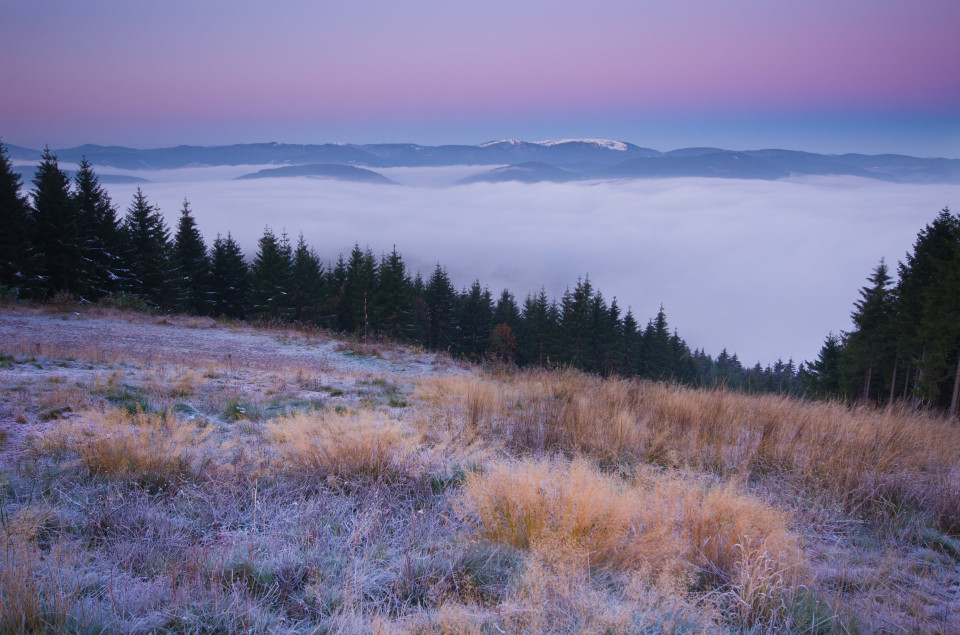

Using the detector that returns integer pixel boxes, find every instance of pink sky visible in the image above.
[3,0,958,153]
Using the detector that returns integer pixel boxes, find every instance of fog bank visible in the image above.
[90,166,958,366]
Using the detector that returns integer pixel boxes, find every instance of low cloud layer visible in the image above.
[92,166,959,366]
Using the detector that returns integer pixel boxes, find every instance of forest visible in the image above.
[2,143,958,412]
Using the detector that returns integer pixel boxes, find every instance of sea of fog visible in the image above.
[22,161,960,366]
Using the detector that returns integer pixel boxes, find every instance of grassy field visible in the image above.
[1,305,958,633]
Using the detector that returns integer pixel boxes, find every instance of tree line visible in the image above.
[802,207,960,416]
[3,140,864,398]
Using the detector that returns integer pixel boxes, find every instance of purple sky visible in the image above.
[3,0,959,154]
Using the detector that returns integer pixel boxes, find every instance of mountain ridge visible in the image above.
[6,140,959,183]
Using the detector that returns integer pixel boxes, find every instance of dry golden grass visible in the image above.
[272,411,420,485]
[457,456,804,627]
[4,308,958,632]
[422,371,960,515]
[456,458,683,576]
[0,537,89,634]
[35,408,209,490]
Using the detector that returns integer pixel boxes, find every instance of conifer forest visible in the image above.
[3,143,959,415]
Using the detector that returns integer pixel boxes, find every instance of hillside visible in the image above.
[1,305,959,632]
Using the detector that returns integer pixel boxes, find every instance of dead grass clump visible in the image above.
[72,409,206,491]
[0,538,95,633]
[424,371,960,517]
[457,457,807,628]
[457,458,683,575]
[274,411,420,486]
[335,340,384,358]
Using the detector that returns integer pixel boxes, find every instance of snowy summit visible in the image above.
[534,139,629,151]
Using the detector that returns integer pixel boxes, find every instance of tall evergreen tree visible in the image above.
[843,259,893,401]
[328,254,348,330]
[122,188,172,307]
[338,244,378,335]
[72,157,125,300]
[458,280,493,360]
[424,264,458,351]
[890,208,960,407]
[249,227,293,320]
[520,288,555,367]
[913,210,960,410]
[0,141,34,295]
[620,309,641,376]
[31,147,82,297]
[209,233,249,318]
[641,306,674,380]
[289,234,325,324]
[172,199,210,315]
[376,246,414,340]
[559,277,594,369]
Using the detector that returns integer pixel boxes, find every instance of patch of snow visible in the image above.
[535,139,629,151]
[479,139,524,148]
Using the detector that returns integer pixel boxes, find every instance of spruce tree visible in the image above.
[0,141,34,295]
[172,199,210,315]
[559,277,593,369]
[376,246,415,340]
[641,306,674,380]
[339,244,378,334]
[122,188,172,307]
[620,309,641,376]
[249,227,293,320]
[458,280,493,360]
[290,233,325,324]
[843,259,893,401]
[520,288,555,367]
[73,158,126,299]
[895,208,960,407]
[31,147,82,297]
[209,233,249,318]
[424,264,458,352]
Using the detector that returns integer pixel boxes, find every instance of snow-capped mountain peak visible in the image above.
[478,139,525,148]
[534,139,629,151]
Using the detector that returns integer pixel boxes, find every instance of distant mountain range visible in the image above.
[7,139,960,184]
[12,165,150,185]
[235,163,395,184]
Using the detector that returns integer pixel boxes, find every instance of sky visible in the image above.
[2,0,959,155]
[3,1,960,364]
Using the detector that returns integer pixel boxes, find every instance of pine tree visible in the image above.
[641,306,674,380]
[493,289,521,332]
[0,141,34,295]
[895,208,960,407]
[172,199,210,315]
[559,277,593,369]
[209,233,249,318]
[289,234,325,324]
[249,227,293,320]
[843,259,893,401]
[913,210,960,410]
[328,254,348,331]
[520,288,555,367]
[122,188,172,307]
[620,309,641,376]
[339,244,377,335]
[376,246,414,340]
[72,157,125,300]
[458,280,493,360]
[804,335,849,399]
[31,147,82,297]
[424,264,458,351]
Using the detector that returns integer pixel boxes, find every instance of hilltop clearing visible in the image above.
[0,306,958,633]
